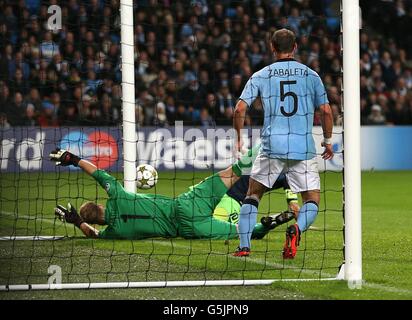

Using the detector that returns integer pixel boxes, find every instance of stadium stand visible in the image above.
[0,0,411,128]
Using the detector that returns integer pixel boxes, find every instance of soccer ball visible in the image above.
[136,164,158,190]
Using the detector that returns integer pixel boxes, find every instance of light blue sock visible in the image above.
[239,202,258,249]
[296,202,319,232]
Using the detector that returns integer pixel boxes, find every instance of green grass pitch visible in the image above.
[0,170,411,300]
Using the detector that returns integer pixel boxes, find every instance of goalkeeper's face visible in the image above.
[79,202,106,225]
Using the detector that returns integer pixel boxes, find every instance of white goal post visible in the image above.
[341,0,363,289]
[121,0,137,192]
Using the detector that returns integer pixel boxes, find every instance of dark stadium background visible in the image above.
[1,0,411,127]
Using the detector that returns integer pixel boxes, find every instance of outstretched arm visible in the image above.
[78,159,98,176]
[49,149,97,175]
[50,148,122,199]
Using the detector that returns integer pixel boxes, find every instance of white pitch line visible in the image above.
[1,211,411,296]
[0,236,66,241]
[0,211,56,225]
[362,282,412,296]
[0,211,67,239]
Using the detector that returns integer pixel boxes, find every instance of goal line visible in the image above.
[0,278,341,292]
[0,236,66,241]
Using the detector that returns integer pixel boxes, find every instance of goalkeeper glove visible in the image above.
[55,203,84,228]
[49,148,81,167]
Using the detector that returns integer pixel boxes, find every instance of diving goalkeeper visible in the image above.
[50,147,293,240]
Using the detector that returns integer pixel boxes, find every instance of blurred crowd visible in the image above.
[0,0,412,128]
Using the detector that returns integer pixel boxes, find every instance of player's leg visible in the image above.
[187,214,273,240]
[175,169,237,239]
[270,173,300,217]
[297,189,320,232]
[286,159,320,232]
[188,216,238,240]
[236,178,267,253]
[234,154,284,256]
[282,190,320,259]
[283,187,300,218]
[286,189,300,217]
[283,159,321,259]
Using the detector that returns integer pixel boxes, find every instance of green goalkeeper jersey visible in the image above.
[92,170,178,239]
[91,169,270,240]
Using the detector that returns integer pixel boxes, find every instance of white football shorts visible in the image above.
[250,153,321,193]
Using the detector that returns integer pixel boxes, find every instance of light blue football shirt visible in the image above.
[239,58,329,160]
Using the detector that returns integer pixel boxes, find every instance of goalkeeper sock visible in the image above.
[232,144,260,177]
[296,201,319,232]
[238,197,259,249]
